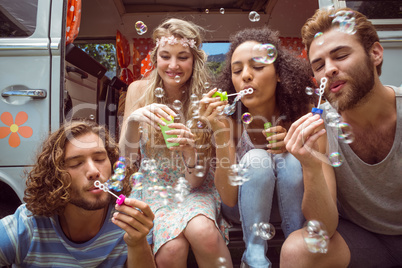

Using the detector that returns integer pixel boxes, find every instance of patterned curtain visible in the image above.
[66,0,81,45]
[133,38,155,79]
[116,30,134,85]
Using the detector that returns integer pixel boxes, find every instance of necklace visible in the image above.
[60,206,108,243]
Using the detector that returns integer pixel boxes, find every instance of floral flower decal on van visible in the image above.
[0,111,33,148]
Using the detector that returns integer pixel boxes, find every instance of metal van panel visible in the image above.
[0,167,30,201]
[0,0,53,168]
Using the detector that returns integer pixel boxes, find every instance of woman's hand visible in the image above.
[199,88,229,132]
[165,123,196,155]
[127,103,177,130]
[263,125,288,154]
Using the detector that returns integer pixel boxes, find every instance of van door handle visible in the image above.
[1,89,47,99]
[66,66,89,79]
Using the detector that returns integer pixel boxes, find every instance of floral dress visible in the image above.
[129,129,229,254]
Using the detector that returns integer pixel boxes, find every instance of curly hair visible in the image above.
[24,121,132,217]
[215,26,315,125]
[301,7,382,75]
[135,18,213,158]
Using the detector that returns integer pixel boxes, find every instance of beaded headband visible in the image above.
[156,35,197,49]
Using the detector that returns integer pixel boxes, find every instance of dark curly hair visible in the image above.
[24,121,132,217]
[215,26,315,124]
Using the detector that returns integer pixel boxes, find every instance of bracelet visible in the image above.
[181,152,196,173]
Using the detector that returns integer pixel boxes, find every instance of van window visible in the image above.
[204,42,230,77]
[345,0,402,19]
[0,0,38,37]
[75,43,118,79]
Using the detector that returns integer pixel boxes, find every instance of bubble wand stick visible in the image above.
[94,180,126,205]
[212,88,254,101]
[311,77,327,116]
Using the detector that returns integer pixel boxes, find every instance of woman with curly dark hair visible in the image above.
[1,121,155,267]
[200,27,314,267]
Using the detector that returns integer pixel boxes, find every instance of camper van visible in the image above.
[0,0,401,264]
[0,0,322,216]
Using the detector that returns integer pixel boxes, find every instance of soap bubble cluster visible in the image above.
[302,220,329,253]
[251,222,276,240]
[332,10,356,35]
[135,21,148,35]
[228,164,250,186]
[249,11,260,22]
[155,87,165,98]
[252,43,278,64]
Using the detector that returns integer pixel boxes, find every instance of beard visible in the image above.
[325,54,375,112]
[69,186,111,211]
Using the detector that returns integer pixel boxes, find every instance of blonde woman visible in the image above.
[120,18,232,268]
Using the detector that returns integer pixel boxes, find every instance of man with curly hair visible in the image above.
[0,121,155,267]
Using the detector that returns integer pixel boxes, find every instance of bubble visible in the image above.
[228,164,250,186]
[205,8,209,13]
[223,103,236,116]
[326,112,341,127]
[135,21,148,35]
[252,43,278,64]
[130,172,144,189]
[149,170,158,183]
[118,156,126,164]
[251,222,276,240]
[172,99,182,111]
[186,119,194,129]
[155,87,165,98]
[195,165,205,177]
[337,122,355,144]
[197,120,205,128]
[174,75,181,83]
[220,8,225,14]
[190,94,199,103]
[174,177,190,205]
[204,81,210,89]
[159,189,169,198]
[302,220,329,253]
[113,160,126,174]
[332,11,356,35]
[314,32,324,45]
[139,126,143,133]
[216,256,227,268]
[329,152,343,167]
[109,180,123,191]
[315,88,322,96]
[241,112,253,124]
[305,87,314,95]
[148,158,157,170]
[249,11,260,22]
[111,173,125,181]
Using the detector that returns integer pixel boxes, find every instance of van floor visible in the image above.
[187,224,283,268]
[187,246,281,268]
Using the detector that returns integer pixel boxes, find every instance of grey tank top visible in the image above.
[323,86,402,235]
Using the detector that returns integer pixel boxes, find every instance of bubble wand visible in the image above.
[212,88,254,101]
[311,77,327,116]
[94,180,126,205]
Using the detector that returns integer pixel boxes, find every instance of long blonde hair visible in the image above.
[136,18,213,161]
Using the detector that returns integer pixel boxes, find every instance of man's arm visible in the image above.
[112,197,155,268]
[285,113,339,236]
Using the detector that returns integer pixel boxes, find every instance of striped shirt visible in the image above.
[0,204,128,267]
